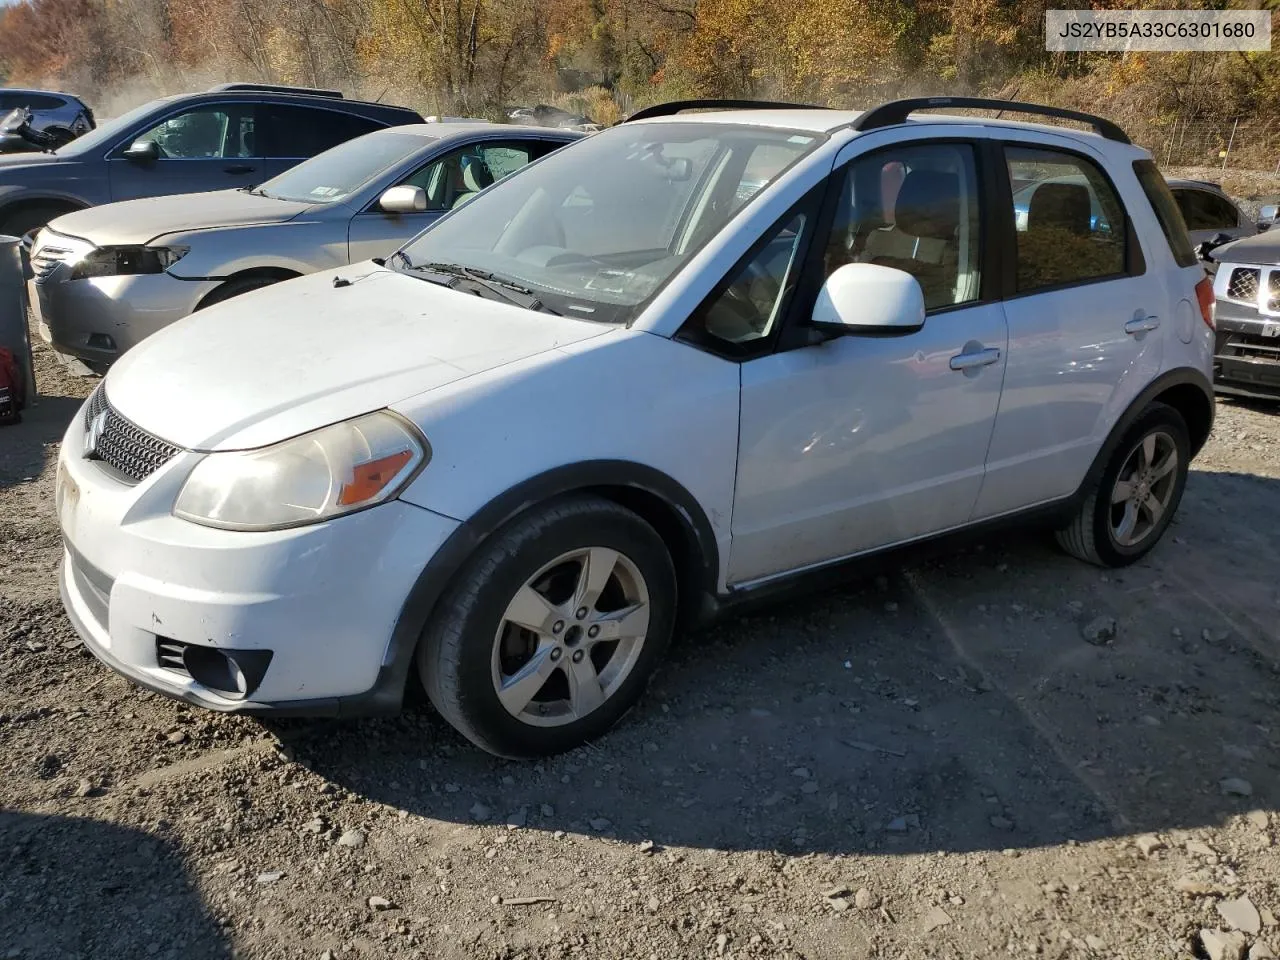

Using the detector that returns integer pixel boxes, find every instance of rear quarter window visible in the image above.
[1133,160,1198,268]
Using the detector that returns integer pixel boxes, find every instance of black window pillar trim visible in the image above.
[981,139,1018,301]
[675,180,827,361]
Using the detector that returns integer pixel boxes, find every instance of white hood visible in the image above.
[105,266,613,451]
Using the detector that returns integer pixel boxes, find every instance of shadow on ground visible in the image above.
[0,810,231,959]
[284,470,1279,860]
[14,385,1279,862]
[0,395,81,489]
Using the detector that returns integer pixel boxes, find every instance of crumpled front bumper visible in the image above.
[36,269,219,366]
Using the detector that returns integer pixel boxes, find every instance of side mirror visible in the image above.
[379,185,427,214]
[1259,204,1278,231]
[811,263,925,336]
[122,139,159,162]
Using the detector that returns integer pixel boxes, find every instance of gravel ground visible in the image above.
[2,330,1278,960]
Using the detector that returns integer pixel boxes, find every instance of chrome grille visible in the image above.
[83,388,180,483]
[31,245,73,283]
[1224,333,1280,363]
[1268,273,1280,313]
[1227,267,1260,303]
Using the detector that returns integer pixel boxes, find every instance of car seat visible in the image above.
[452,156,495,208]
[861,168,961,309]
[1017,181,1118,289]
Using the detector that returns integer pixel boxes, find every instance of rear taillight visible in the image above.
[1195,276,1215,330]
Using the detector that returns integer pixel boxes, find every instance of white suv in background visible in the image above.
[56,97,1215,758]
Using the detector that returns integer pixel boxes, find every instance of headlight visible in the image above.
[173,411,427,531]
[70,245,188,281]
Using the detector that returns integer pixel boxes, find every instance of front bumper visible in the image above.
[1211,300,1280,398]
[56,404,460,713]
[36,270,219,366]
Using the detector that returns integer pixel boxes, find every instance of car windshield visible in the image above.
[396,121,823,323]
[51,98,170,156]
[254,129,434,204]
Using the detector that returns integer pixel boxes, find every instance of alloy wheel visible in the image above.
[490,546,650,727]
[1109,430,1179,548]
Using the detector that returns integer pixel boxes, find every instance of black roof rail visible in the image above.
[623,98,826,123]
[210,82,344,100]
[851,96,1131,144]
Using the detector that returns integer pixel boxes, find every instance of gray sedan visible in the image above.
[31,122,581,368]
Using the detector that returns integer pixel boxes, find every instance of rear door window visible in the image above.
[1006,147,1128,292]
[261,105,384,159]
[1174,188,1239,231]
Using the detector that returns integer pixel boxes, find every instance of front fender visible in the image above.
[0,183,94,214]
[393,329,739,590]
[164,220,347,280]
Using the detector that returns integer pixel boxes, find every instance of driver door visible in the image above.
[722,137,1009,584]
[107,103,261,201]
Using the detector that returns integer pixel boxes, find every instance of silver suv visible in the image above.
[31,122,581,368]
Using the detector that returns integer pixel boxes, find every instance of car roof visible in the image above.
[393,122,584,141]
[145,89,420,119]
[1,87,78,99]
[627,107,1130,148]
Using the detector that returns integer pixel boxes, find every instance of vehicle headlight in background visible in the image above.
[173,411,427,531]
[70,245,188,281]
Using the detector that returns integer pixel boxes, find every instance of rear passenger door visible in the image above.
[347,139,560,262]
[260,104,386,179]
[974,139,1167,519]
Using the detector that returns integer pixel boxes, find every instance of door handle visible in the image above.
[224,164,256,175]
[1124,315,1160,335]
[949,346,1002,371]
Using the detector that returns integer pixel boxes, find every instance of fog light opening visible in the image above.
[86,333,116,351]
[180,645,272,701]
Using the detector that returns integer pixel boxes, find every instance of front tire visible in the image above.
[1055,402,1190,567]
[196,275,287,311]
[418,496,677,758]
[0,203,75,239]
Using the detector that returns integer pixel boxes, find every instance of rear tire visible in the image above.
[1055,402,1190,567]
[418,496,677,758]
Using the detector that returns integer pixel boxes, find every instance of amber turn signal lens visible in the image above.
[338,450,414,506]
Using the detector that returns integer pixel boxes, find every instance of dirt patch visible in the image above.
[2,335,1277,960]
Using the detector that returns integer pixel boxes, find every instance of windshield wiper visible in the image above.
[411,261,560,315]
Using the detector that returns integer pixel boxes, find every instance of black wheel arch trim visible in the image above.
[0,192,89,223]
[1073,366,1213,507]
[338,460,722,717]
